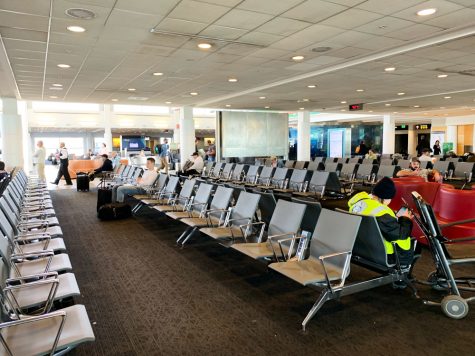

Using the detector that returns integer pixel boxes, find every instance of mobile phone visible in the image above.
[397,206,408,215]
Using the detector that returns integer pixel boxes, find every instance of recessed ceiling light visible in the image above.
[228,78,238,82]
[356,89,364,92]
[292,55,304,61]
[444,96,451,99]
[444,113,448,116]
[225,104,231,107]
[340,101,347,104]
[417,8,437,16]
[111,99,118,102]
[190,92,198,96]
[397,92,405,95]
[128,88,136,91]
[153,72,163,76]
[340,109,346,112]
[49,87,63,90]
[302,98,309,102]
[67,25,85,33]
[440,107,445,109]
[52,83,63,87]
[385,103,391,106]
[413,105,420,108]
[198,43,212,49]
[57,64,70,68]
[165,101,172,104]
[299,107,305,110]
[265,106,270,109]
[393,111,398,114]
[424,113,428,115]
[259,96,266,99]
[368,110,373,113]
[471,108,475,111]
[49,96,58,99]
[437,74,448,78]
[307,85,316,88]
[385,67,396,72]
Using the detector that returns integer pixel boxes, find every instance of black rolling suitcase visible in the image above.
[97,189,112,212]
[77,172,89,192]
[97,203,132,220]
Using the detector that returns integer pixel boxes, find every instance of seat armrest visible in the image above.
[268,233,297,261]
[318,250,353,292]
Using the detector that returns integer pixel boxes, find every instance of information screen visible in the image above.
[122,136,146,151]
[328,129,344,158]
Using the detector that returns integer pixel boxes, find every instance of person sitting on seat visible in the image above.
[0,161,8,180]
[114,157,158,203]
[348,177,414,267]
[396,157,442,182]
[365,149,378,160]
[418,148,434,163]
[180,152,204,177]
[89,154,113,181]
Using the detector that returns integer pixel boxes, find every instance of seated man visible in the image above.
[396,157,442,182]
[89,154,113,181]
[180,152,204,177]
[110,151,121,169]
[0,161,8,180]
[348,177,414,266]
[418,148,435,163]
[114,157,158,203]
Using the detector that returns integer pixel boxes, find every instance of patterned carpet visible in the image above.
[49,189,474,356]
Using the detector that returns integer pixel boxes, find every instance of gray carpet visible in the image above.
[49,189,474,356]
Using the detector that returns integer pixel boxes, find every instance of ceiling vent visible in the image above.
[65,8,96,20]
[312,47,332,53]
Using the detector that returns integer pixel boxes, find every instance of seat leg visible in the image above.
[180,227,199,246]
[132,202,143,214]
[176,226,193,244]
[302,289,331,331]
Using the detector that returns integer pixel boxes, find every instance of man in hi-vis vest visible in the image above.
[51,142,73,185]
[348,177,414,266]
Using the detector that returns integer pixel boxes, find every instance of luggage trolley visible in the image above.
[411,192,475,319]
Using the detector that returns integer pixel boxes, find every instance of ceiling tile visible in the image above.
[282,0,348,23]
[354,16,419,35]
[237,0,305,15]
[392,0,464,23]
[0,0,51,16]
[255,17,311,36]
[199,25,249,40]
[319,8,382,30]
[214,9,274,30]
[355,0,426,15]
[115,0,180,16]
[384,23,444,41]
[168,0,231,23]
[154,18,209,34]
[107,9,161,29]
[424,8,475,28]
[238,31,283,46]
[270,24,345,50]
[0,11,49,32]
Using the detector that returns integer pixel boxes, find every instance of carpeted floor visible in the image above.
[49,189,474,356]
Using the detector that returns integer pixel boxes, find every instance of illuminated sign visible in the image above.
[415,124,431,130]
[349,103,364,111]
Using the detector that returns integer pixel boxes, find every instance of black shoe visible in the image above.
[50,182,58,185]
[66,183,73,186]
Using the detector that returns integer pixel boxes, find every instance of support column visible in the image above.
[447,125,458,154]
[0,97,23,167]
[407,124,416,156]
[103,104,113,153]
[297,111,311,161]
[179,106,195,164]
[382,114,395,155]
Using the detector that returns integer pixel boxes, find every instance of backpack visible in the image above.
[155,144,162,155]
[97,203,132,220]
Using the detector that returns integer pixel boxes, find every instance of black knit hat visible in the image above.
[372,177,396,199]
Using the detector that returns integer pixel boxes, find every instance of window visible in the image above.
[32,101,100,113]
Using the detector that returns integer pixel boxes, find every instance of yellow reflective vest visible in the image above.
[348,191,411,255]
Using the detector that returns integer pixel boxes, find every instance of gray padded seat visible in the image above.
[232,200,306,260]
[397,159,411,169]
[339,163,358,181]
[306,161,319,171]
[180,186,234,228]
[284,160,295,168]
[273,169,308,193]
[250,166,274,186]
[208,162,225,179]
[243,165,262,184]
[166,183,213,220]
[432,161,450,176]
[323,162,342,175]
[376,165,397,179]
[200,192,261,240]
[229,164,248,182]
[294,161,307,170]
[267,167,289,188]
[0,304,95,355]
[380,158,395,166]
[153,179,196,213]
[453,162,474,179]
[355,164,377,181]
[139,176,179,205]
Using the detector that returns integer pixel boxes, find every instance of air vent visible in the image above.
[65,8,96,20]
[128,96,149,101]
[312,47,332,53]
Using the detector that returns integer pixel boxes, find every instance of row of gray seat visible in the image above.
[0,170,95,355]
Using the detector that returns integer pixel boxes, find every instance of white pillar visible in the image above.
[0,98,23,168]
[382,114,395,154]
[407,124,416,156]
[179,106,195,164]
[103,104,113,153]
[297,111,311,161]
[447,125,458,154]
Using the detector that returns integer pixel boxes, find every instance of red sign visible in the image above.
[349,103,364,111]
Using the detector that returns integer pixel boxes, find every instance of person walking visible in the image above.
[206,140,216,162]
[51,142,73,185]
[159,138,169,174]
[33,140,46,181]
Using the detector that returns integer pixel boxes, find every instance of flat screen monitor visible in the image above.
[122,136,146,151]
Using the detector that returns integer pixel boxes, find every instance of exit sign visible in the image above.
[349,103,364,111]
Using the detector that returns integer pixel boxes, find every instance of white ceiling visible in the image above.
[1,0,475,117]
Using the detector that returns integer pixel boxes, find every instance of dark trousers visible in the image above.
[180,169,200,177]
[54,159,72,184]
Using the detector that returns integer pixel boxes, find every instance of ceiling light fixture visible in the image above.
[259,96,266,99]
[292,55,304,61]
[198,43,212,49]
[228,78,238,82]
[67,25,85,33]
[165,101,172,104]
[299,107,305,110]
[307,85,316,88]
[302,98,309,102]
[190,92,198,96]
[52,84,62,87]
[417,8,437,16]
[413,105,420,108]
[340,109,346,112]
[385,103,391,106]
[111,99,118,102]
[49,96,58,99]
[444,96,451,99]
[356,89,364,92]
[384,67,396,72]
[225,104,231,107]
[340,101,347,104]
[265,106,270,109]
[393,111,398,114]
[57,64,70,68]
[397,92,405,95]
[368,110,373,113]
[153,72,163,76]
[437,74,448,78]
[128,88,136,91]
